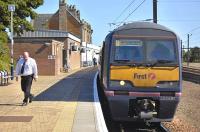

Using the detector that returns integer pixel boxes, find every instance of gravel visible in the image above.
[163,81,200,132]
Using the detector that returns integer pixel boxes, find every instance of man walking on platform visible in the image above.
[15,52,38,106]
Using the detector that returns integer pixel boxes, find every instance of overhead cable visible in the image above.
[113,0,137,23]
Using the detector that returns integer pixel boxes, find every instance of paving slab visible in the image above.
[0,68,98,132]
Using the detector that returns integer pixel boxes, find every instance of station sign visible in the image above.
[48,55,56,60]
[8,5,15,12]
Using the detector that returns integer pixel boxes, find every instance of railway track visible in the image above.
[118,122,169,132]
[182,66,200,84]
[182,66,200,74]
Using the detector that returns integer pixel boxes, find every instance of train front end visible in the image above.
[104,22,182,122]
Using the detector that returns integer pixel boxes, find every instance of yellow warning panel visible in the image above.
[110,66,179,87]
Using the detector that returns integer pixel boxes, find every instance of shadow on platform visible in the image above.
[34,68,97,102]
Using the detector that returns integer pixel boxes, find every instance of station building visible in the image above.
[81,42,101,66]
[13,0,93,75]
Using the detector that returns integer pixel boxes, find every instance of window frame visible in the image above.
[110,37,179,67]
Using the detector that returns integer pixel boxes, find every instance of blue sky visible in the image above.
[36,0,200,47]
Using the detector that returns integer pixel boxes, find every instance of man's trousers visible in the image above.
[21,74,33,102]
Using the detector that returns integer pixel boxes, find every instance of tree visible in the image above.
[0,32,10,70]
[190,47,200,62]
[182,49,189,62]
[0,0,43,70]
[0,0,44,35]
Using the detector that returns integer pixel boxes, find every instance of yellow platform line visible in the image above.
[53,102,78,132]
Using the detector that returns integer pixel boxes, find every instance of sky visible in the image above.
[35,0,200,47]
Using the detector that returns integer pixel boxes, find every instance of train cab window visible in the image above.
[146,40,177,63]
[114,39,144,62]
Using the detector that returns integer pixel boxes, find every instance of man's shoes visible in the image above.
[22,98,28,106]
[23,99,26,103]
[29,94,34,103]
[22,102,28,106]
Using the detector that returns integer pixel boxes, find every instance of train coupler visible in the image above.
[128,98,157,119]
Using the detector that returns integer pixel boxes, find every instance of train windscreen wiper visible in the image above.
[114,59,130,63]
[146,60,175,67]
[156,60,174,63]
[113,59,138,67]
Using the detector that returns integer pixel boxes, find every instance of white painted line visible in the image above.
[93,72,108,132]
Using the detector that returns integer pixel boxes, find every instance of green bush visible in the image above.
[190,47,200,62]
[0,31,10,71]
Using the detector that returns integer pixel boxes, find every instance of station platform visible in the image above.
[0,68,106,132]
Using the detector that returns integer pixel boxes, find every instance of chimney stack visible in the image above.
[59,0,67,31]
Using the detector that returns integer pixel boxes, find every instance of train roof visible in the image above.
[114,22,174,33]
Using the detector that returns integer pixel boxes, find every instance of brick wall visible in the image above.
[52,40,63,75]
[65,38,81,70]
[48,12,59,30]
[13,40,64,76]
[32,1,92,44]
[59,3,67,31]
[67,15,81,37]
[47,3,81,37]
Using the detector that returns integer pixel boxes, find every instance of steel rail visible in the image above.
[182,66,200,84]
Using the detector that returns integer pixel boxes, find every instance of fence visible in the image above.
[181,47,200,67]
[0,70,9,86]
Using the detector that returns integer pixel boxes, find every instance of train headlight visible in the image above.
[120,80,125,86]
[156,81,179,88]
[110,80,133,88]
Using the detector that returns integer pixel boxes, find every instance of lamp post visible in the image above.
[187,34,192,67]
[86,42,88,66]
[153,0,157,23]
[8,4,15,80]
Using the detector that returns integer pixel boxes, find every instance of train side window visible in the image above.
[98,41,105,65]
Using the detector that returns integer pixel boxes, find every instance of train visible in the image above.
[98,22,182,123]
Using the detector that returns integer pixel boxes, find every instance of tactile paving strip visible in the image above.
[0,116,33,122]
